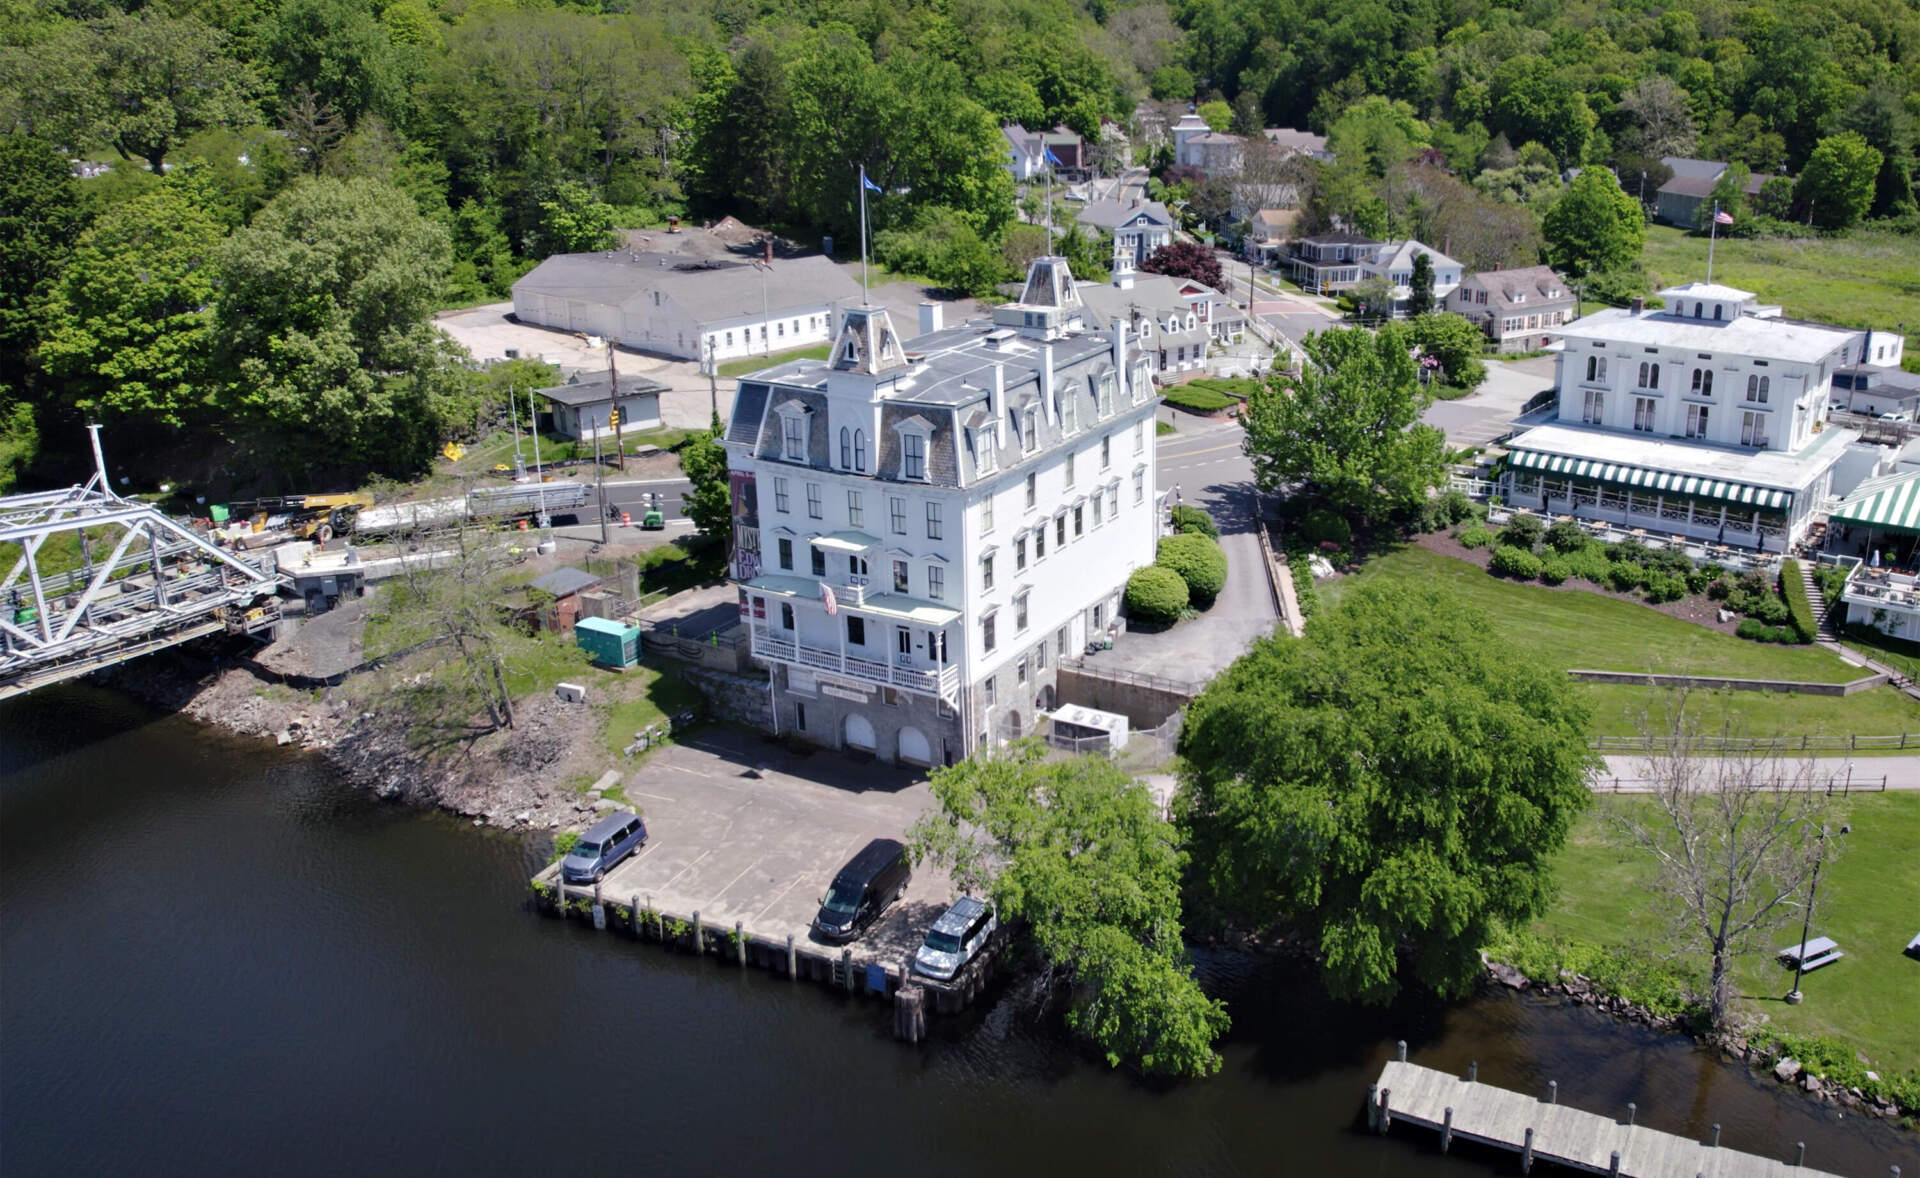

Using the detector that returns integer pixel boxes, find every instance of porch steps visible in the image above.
[1799,563,1840,640]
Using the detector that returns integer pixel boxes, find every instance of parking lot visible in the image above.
[580,728,955,970]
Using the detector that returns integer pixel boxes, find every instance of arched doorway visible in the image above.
[897,725,931,766]
[843,712,876,752]
[1034,685,1055,712]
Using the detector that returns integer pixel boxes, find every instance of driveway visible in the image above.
[1423,353,1558,450]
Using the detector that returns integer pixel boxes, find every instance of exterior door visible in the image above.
[844,712,877,751]
[897,726,931,766]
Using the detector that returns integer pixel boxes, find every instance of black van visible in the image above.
[812,838,911,943]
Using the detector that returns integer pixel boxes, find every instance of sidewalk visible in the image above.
[1595,755,1920,791]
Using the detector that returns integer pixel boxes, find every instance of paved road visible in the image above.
[1595,755,1920,791]
[1092,419,1280,682]
[1420,354,1558,450]
[545,476,696,545]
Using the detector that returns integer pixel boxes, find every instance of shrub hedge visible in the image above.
[1124,564,1189,623]
[1737,618,1802,643]
[1458,525,1493,549]
[1161,385,1238,412]
[1496,511,1545,551]
[1778,558,1818,643]
[1157,533,1228,605]
[1489,544,1544,579]
[1170,504,1218,537]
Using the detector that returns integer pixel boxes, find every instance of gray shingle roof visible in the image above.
[538,372,670,407]
[531,566,603,597]
[1075,199,1173,231]
[513,252,861,322]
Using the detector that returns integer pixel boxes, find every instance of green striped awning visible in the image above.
[1507,449,1791,511]
[1830,472,1920,535]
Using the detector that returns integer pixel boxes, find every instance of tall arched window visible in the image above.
[1691,368,1704,393]
[1714,304,1724,320]
[1759,376,1769,400]
[839,426,851,468]
[1649,364,1659,390]
[1693,303,1702,318]
[854,430,866,472]
[1747,375,1758,399]
[1586,356,1607,382]
[1701,370,1713,395]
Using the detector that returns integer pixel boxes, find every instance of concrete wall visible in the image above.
[1054,663,1194,727]
[1565,668,1887,697]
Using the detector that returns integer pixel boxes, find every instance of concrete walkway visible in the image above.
[1595,755,1920,791]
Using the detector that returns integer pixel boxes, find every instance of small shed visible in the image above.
[537,372,667,441]
[575,616,641,669]
[530,565,605,634]
[1045,703,1129,754]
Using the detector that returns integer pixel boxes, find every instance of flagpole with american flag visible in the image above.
[1706,200,1733,284]
[821,581,838,616]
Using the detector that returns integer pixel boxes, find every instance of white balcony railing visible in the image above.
[749,627,959,700]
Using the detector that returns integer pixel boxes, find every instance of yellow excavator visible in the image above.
[224,493,374,545]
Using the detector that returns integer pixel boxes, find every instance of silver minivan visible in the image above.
[913,896,997,981]
[561,811,648,883]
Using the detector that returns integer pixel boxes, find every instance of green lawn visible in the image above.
[1538,793,1920,1073]
[1840,626,1920,682]
[717,343,831,379]
[598,658,706,761]
[1322,547,1920,741]
[1324,546,1858,680]
[1640,224,1920,337]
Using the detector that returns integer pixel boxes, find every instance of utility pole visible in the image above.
[594,412,609,547]
[705,334,719,421]
[606,341,626,472]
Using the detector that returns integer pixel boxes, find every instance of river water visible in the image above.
[3,685,1914,1177]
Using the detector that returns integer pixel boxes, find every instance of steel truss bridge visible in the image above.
[1,433,285,701]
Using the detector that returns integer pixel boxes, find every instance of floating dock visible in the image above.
[1369,1052,1877,1178]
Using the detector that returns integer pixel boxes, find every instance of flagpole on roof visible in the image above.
[1706,200,1720,285]
[858,165,873,308]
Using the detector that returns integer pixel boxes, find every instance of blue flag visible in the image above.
[861,168,882,194]
[1045,146,1065,168]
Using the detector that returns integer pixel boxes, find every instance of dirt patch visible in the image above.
[1405,530,1746,636]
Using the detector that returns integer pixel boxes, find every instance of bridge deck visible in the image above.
[1373,1060,1842,1178]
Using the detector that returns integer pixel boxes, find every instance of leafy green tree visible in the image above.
[1197,99,1233,133]
[1408,251,1435,316]
[1326,96,1430,178]
[679,412,732,550]
[40,170,226,427]
[532,181,620,257]
[910,744,1228,1077]
[1407,313,1487,391]
[1794,133,1883,231]
[1141,240,1223,289]
[6,10,258,172]
[875,206,1010,298]
[265,0,416,128]
[1054,225,1111,284]
[1489,58,1593,167]
[1149,65,1194,102]
[1240,326,1446,528]
[1542,168,1643,278]
[1178,580,1594,1003]
[0,136,91,400]
[1695,162,1752,233]
[216,176,461,475]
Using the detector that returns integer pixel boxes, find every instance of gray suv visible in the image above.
[913,896,997,981]
[561,811,648,884]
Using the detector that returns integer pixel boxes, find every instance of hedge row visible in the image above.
[1778,557,1819,643]
[1124,565,1189,623]
[1161,386,1238,412]
[1157,533,1228,605]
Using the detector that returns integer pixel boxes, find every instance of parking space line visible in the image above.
[754,873,811,923]
[628,789,677,803]
[709,855,765,905]
[662,849,713,889]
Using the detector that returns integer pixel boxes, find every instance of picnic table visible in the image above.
[1778,936,1844,970]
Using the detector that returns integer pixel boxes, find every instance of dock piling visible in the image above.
[1397,1039,1407,1062]
[735,921,746,967]
[1367,1084,1380,1132]
[841,948,854,992]
[1628,1101,1636,1126]
[692,910,703,954]
[786,934,796,978]
[893,986,925,1042]
[1549,1080,1558,1105]
[1522,1127,1534,1174]
[1468,1061,1478,1083]
[1379,1089,1392,1131]
[1441,1107,1453,1153]
[1609,1150,1620,1177]
[1712,1123,1721,1148]
[631,895,641,935]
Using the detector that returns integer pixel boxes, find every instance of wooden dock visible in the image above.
[1370,1056,1868,1178]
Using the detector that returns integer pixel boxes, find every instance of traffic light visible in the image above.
[607,407,620,429]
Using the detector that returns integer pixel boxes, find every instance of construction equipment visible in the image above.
[219,493,373,546]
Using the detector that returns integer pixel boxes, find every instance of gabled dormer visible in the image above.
[993,256,1084,339]
[831,305,908,376]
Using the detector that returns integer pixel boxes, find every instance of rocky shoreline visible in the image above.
[98,645,613,835]
[1485,960,1915,1123]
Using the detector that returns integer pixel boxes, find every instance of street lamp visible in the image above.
[1785,823,1831,1005]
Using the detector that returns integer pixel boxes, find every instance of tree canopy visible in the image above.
[1542,168,1645,279]
[1240,325,1447,527]
[910,744,1228,1077]
[1178,579,1595,1004]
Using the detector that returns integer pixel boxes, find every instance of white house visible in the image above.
[1500,283,1872,552]
[1074,199,1175,266]
[536,372,667,440]
[1365,240,1463,315]
[1449,265,1577,352]
[1076,253,1215,379]
[723,257,1161,764]
[511,250,862,366]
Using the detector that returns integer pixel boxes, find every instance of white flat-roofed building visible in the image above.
[724,257,1160,765]
[1501,283,1873,552]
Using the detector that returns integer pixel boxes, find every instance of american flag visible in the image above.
[821,582,838,615]
[1713,208,1735,225]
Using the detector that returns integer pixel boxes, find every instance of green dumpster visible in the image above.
[575,616,640,668]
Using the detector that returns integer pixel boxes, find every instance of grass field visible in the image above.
[1321,546,1920,740]
[1640,224,1920,337]
[1537,793,1920,1072]
[717,343,830,379]
[598,658,705,760]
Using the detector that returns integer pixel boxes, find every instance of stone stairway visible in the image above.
[1799,562,1839,639]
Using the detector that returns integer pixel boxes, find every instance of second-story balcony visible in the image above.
[749,625,959,701]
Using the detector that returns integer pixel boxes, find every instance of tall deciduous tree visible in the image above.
[1239,326,1446,527]
[1178,580,1594,1004]
[679,413,732,552]
[40,170,226,428]
[1140,240,1224,289]
[1542,167,1644,279]
[910,744,1228,1077]
[0,136,91,398]
[1794,133,1883,231]
[1608,700,1832,1030]
[216,176,462,476]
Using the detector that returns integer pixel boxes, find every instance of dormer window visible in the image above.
[893,419,929,482]
[1021,408,1038,452]
[973,426,997,474]
[774,400,811,463]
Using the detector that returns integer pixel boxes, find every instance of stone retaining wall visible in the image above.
[1566,669,1887,696]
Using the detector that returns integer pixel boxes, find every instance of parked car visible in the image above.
[913,896,998,981]
[561,811,648,884]
[812,838,911,943]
